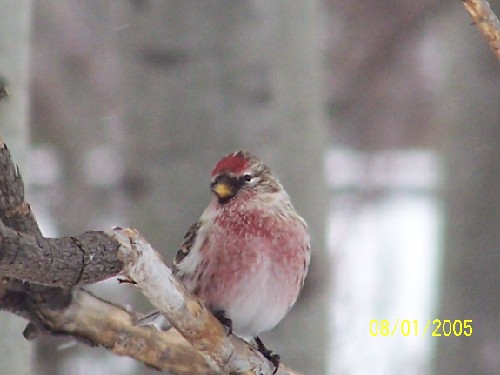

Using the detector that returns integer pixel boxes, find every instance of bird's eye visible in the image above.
[243,174,252,182]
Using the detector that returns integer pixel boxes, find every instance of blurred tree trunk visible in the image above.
[114,1,328,373]
[0,1,34,374]
[434,8,500,375]
[30,1,128,374]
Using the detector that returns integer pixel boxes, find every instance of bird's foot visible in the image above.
[213,310,232,335]
[255,336,280,374]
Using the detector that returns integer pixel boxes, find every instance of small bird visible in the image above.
[141,151,310,369]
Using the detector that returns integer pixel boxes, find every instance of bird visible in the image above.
[138,151,310,370]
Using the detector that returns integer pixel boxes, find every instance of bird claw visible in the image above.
[213,310,233,336]
[255,336,280,373]
[117,277,136,284]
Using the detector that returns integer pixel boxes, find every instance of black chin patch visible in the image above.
[217,196,231,205]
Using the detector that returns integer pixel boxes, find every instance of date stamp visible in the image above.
[369,319,473,337]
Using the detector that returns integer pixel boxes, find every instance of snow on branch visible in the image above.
[0,137,300,375]
[463,0,500,61]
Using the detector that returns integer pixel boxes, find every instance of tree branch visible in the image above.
[0,222,122,286]
[0,136,301,374]
[463,0,500,61]
[0,280,214,374]
[114,227,276,374]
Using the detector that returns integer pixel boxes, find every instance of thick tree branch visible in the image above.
[0,139,123,286]
[463,0,500,61]
[0,137,300,374]
[0,280,213,374]
[0,223,122,286]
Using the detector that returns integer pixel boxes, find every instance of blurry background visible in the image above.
[0,0,499,375]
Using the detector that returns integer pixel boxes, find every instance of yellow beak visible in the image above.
[212,182,233,199]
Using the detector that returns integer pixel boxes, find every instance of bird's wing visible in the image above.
[173,221,202,272]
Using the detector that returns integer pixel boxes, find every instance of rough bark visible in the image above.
[0,225,122,286]
[0,138,301,374]
[0,281,213,375]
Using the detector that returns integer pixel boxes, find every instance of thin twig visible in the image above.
[463,0,500,61]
